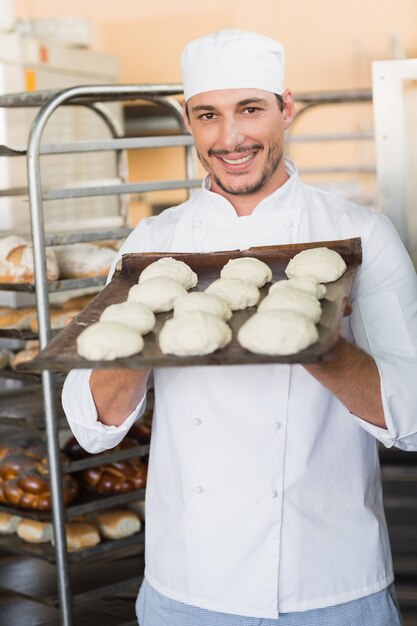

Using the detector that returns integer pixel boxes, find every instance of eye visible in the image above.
[243,106,260,114]
[198,112,216,121]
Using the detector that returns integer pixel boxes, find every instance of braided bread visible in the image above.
[79,439,147,495]
[0,443,77,510]
[3,470,79,511]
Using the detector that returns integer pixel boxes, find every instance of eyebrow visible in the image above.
[190,97,269,114]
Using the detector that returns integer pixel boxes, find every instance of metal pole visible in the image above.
[26,90,82,626]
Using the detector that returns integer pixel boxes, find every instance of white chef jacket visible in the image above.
[62,159,417,619]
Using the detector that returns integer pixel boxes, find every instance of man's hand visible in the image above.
[304,337,386,429]
[90,368,151,426]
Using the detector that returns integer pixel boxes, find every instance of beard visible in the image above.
[197,141,284,196]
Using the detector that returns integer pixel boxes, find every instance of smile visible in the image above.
[220,152,256,165]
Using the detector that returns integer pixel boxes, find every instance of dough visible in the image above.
[100,301,155,334]
[77,321,144,360]
[205,278,260,310]
[173,291,232,321]
[269,276,327,299]
[220,257,272,287]
[127,277,187,312]
[139,257,198,289]
[159,311,232,356]
[285,247,346,283]
[238,310,319,355]
[259,289,322,323]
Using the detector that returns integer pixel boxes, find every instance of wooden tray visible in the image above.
[19,237,362,371]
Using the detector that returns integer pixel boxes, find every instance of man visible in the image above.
[63,29,417,625]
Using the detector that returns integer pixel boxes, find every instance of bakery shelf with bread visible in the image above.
[0,519,145,564]
[0,84,191,626]
[0,236,120,290]
[0,435,148,530]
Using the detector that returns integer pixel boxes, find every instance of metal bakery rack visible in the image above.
[0,83,198,626]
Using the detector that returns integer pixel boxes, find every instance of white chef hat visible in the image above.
[181,29,285,101]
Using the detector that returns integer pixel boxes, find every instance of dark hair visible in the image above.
[275,93,284,111]
[184,92,284,120]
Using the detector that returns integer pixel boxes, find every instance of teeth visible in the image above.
[222,153,254,165]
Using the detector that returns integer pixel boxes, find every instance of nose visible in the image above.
[219,115,246,152]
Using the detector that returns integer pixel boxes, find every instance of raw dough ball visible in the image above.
[100,301,155,334]
[238,310,319,355]
[269,276,327,299]
[285,247,346,283]
[77,321,144,360]
[159,311,232,356]
[220,257,272,287]
[206,278,260,310]
[139,257,197,289]
[127,277,187,313]
[173,291,232,321]
[259,289,322,323]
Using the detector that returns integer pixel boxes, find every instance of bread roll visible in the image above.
[0,512,22,534]
[63,522,101,551]
[17,519,52,543]
[0,236,59,283]
[10,344,39,369]
[94,509,141,540]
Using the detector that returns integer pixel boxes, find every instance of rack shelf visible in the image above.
[0,551,143,605]
[0,530,144,564]
[0,487,146,525]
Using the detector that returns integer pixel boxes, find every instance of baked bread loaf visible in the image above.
[62,522,101,552]
[17,519,52,543]
[61,293,97,311]
[94,509,141,540]
[0,236,59,283]
[0,512,22,534]
[79,440,147,495]
[52,243,116,279]
[2,469,79,511]
[0,306,37,330]
[10,341,39,369]
[29,308,80,333]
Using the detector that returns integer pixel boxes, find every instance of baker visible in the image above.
[63,29,417,626]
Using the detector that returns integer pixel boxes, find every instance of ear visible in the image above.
[281,89,296,130]
[182,100,192,134]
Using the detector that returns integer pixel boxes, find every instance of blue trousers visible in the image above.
[136,578,402,626]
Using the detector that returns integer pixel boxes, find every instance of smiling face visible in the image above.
[184,88,296,209]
